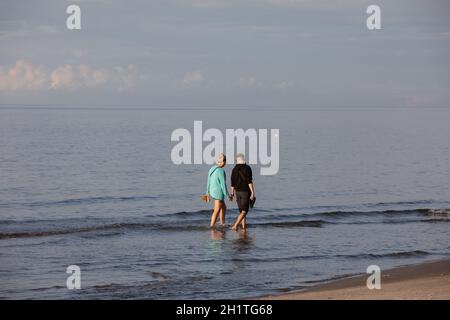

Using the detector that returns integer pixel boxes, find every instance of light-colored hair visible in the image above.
[216,153,226,166]
[236,153,246,164]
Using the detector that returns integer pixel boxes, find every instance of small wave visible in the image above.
[128,206,450,222]
[169,210,211,216]
[372,200,437,207]
[0,223,155,240]
[335,250,431,259]
[29,285,66,292]
[1,207,447,240]
[425,208,450,216]
[0,195,158,208]
[90,274,214,295]
[314,208,430,218]
[207,250,431,264]
[155,207,445,222]
[258,220,324,228]
[302,273,357,285]
[0,219,323,240]
[149,272,169,280]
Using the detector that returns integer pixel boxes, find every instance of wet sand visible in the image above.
[260,259,450,300]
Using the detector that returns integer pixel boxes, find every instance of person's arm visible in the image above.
[230,168,235,200]
[248,183,255,200]
[247,166,255,199]
[219,170,230,198]
[230,186,235,201]
[230,168,236,188]
[206,170,211,195]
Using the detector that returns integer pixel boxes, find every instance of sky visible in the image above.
[0,0,449,107]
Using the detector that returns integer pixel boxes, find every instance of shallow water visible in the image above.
[0,107,449,299]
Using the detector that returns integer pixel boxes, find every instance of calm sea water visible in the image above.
[0,107,449,299]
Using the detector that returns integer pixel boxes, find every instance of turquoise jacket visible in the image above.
[206,166,230,201]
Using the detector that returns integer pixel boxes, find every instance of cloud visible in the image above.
[50,65,76,89]
[0,60,48,90]
[113,65,137,91]
[0,60,137,91]
[183,70,204,85]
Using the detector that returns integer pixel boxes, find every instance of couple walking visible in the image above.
[205,153,255,231]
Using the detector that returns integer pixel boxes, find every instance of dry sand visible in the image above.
[259,259,450,300]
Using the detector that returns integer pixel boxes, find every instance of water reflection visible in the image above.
[210,228,226,241]
[232,229,253,253]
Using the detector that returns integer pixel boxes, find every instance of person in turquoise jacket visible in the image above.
[206,153,230,227]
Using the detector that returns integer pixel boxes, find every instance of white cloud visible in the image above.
[0,60,137,91]
[50,65,76,89]
[183,70,204,85]
[0,60,48,90]
[113,64,137,91]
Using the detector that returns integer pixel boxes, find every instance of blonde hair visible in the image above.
[216,153,226,166]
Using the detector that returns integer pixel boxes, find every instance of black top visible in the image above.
[231,164,253,193]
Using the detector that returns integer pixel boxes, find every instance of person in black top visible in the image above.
[230,153,255,231]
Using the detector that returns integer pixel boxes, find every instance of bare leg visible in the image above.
[210,200,221,228]
[241,217,247,229]
[219,201,227,225]
[232,210,247,231]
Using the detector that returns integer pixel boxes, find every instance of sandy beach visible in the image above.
[260,259,450,300]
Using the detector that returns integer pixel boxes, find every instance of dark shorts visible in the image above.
[236,191,250,213]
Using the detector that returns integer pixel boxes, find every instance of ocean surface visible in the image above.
[0,107,449,299]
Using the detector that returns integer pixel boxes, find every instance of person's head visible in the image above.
[216,153,226,168]
[236,153,246,164]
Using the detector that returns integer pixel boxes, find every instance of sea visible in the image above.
[0,106,449,299]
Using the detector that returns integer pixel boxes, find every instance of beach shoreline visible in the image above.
[258,259,450,300]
